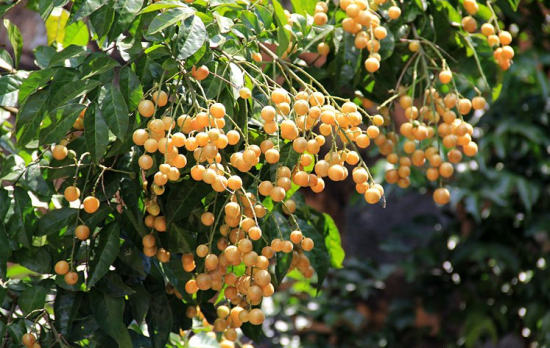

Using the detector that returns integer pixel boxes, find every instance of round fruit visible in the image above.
[64,186,80,202]
[365,57,380,73]
[82,196,100,214]
[152,91,168,107]
[433,187,451,205]
[75,225,90,240]
[54,260,70,275]
[22,333,36,347]
[138,100,155,117]
[52,145,68,160]
[64,271,79,285]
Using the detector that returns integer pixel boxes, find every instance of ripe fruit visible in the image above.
[82,196,100,214]
[138,100,155,117]
[64,186,80,202]
[365,57,380,73]
[22,333,36,347]
[75,225,90,240]
[318,42,330,56]
[439,70,452,84]
[433,187,451,205]
[52,144,68,160]
[191,65,209,80]
[152,91,168,107]
[54,260,69,275]
[64,271,78,285]
[388,6,401,19]
[239,87,251,99]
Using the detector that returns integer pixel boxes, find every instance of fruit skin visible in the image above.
[75,225,90,240]
[54,260,70,275]
[138,100,155,117]
[64,186,80,202]
[433,187,451,205]
[82,196,100,214]
[22,333,36,347]
[64,271,79,285]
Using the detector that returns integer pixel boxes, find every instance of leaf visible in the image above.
[99,83,129,139]
[45,7,70,45]
[19,283,48,315]
[90,289,133,347]
[129,284,150,323]
[88,222,121,289]
[271,0,290,57]
[54,288,82,336]
[321,213,344,268]
[147,7,194,35]
[16,90,49,145]
[40,103,86,144]
[84,103,110,164]
[7,187,35,249]
[18,69,55,104]
[138,1,185,14]
[119,66,143,111]
[147,291,173,348]
[175,15,207,60]
[80,53,120,78]
[298,218,330,292]
[36,207,78,237]
[73,0,104,21]
[188,332,220,348]
[164,180,211,225]
[110,0,144,38]
[95,272,136,297]
[13,247,51,274]
[0,222,8,279]
[49,79,102,108]
[89,0,115,39]
[63,20,90,47]
[48,44,87,67]
[507,0,520,10]
[291,0,316,16]
[0,48,14,71]
[0,74,23,107]
[3,19,23,68]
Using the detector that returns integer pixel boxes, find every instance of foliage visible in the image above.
[0,0,518,347]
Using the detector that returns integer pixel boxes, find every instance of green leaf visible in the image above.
[0,74,23,107]
[138,1,185,14]
[16,90,48,145]
[48,44,87,67]
[40,103,86,144]
[507,0,520,10]
[0,222,8,279]
[129,284,150,323]
[89,0,115,39]
[147,7,194,35]
[36,207,78,237]
[95,272,136,297]
[90,289,133,347]
[73,0,104,21]
[272,0,290,57]
[63,20,90,46]
[0,48,14,71]
[19,283,48,315]
[147,291,173,348]
[291,0,316,16]
[110,0,144,38]
[13,247,51,274]
[84,103,110,163]
[175,15,207,60]
[50,79,102,108]
[167,224,196,254]
[88,222,121,289]
[99,83,129,139]
[45,7,70,45]
[321,213,344,268]
[298,218,330,292]
[164,180,211,225]
[119,66,143,111]
[7,187,35,248]
[18,69,55,104]
[80,53,120,78]
[3,19,23,68]
[54,288,82,336]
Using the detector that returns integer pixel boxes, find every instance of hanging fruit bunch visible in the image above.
[0,0,515,346]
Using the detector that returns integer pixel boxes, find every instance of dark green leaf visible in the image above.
[99,83,129,139]
[40,103,86,144]
[16,90,48,145]
[36,207,78,237]
[13,247,51,274]
[129,283,150,323]
[18,69,55,103]
[0,222,8,279]
[88,222,121,289]
[119,66,143,111]
[90,289,133,347]
[73,0,104,20]
[175,15,207,60]
[7,187,35,248]
[95,272,136,297]
[110,0,144,38]
[164,180,211,225]
[84,103,110,164]
[80,53,120,78]
[19,283,48,315]
[89,0,115,39]
[48,45,87,67]
[147,291,173,348]
[138,1,185,14]
[54,288,82,336]
[50,79,102,108]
